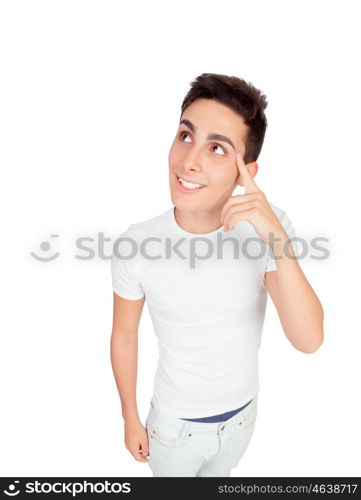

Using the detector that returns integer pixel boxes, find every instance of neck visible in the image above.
[174,206,223,234]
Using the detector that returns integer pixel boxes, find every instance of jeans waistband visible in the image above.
[179,398,253,423]
[149,395,257,433]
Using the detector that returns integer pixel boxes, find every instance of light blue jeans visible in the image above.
[145,395,258,477]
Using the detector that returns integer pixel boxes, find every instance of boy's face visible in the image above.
[168,97,258,213]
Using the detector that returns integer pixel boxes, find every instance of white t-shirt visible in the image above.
[111,202,298,418]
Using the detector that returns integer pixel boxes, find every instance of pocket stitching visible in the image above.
[148,421,188,447]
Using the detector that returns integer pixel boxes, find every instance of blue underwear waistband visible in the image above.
[179,398,253,423]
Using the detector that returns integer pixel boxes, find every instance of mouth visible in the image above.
[174,173,207,193]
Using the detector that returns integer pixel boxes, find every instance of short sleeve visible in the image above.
[265,209,300,273]
[111,229,145,300]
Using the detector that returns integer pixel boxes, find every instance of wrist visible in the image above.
[269,231,297,261]
[122,407,141,424]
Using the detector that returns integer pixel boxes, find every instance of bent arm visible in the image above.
[265,236,324,353]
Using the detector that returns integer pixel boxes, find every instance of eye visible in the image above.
[179,131,192,143]
[179,131,226,156]
[211,144,226,156]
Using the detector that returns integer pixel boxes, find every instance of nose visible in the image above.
[183,147,203,174]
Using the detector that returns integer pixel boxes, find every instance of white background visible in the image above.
[0,0,359,477]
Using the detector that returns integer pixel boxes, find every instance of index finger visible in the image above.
[236,152,261,193]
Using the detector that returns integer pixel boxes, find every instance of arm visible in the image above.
[220,152,324,354]
[265,236,324,354]
[110,291,149,462]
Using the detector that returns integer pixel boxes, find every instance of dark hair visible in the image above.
[180,73,268,164]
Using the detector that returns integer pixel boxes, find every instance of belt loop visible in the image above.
[178,420,190,443]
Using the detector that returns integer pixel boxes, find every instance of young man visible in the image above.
[110,73,324,477]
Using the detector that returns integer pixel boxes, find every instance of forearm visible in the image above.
[110,332,141,423]
[272,236,324,353]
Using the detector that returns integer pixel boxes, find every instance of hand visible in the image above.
[124,420,149,462]
[220,152,288,247]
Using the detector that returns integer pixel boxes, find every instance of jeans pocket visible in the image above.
[146,410,188,447]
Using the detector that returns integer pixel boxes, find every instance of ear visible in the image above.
[236,161,259,186]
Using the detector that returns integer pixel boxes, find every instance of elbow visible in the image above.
[303,342,323,354]
[298,330,324,354]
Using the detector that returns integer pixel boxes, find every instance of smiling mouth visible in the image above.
[175,174,207,191]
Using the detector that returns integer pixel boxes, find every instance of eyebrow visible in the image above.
[179,118,236,151]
